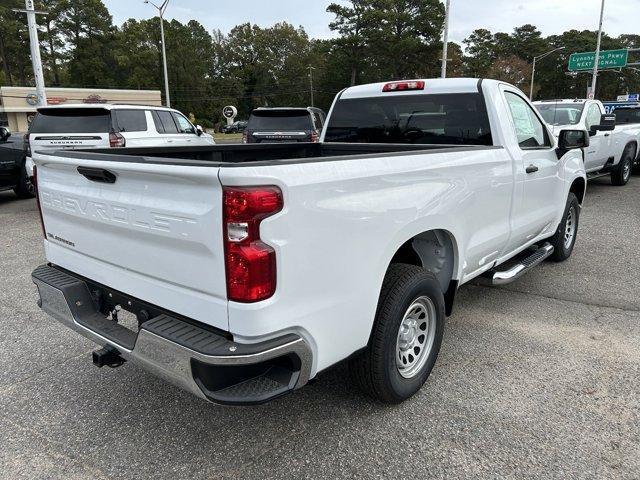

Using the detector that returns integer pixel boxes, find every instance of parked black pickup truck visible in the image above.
[0,127,34,198]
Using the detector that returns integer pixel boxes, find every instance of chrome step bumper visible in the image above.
[477,243,554,286]
[32,264,312,405]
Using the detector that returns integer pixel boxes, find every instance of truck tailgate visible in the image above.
[35,153,228,331]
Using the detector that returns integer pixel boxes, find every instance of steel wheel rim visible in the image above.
[396,296,437,379]
[564,205,576,249]
[25,173,35,196]
[623,159,631,181]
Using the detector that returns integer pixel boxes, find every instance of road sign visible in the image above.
[616,94,639,102]
[568,49,628,71]
[222,105,237,119]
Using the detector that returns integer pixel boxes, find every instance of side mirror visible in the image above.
[0,126,11,142]
[196,125,204,136]
[590,114,616,135]
[557,129,589,159]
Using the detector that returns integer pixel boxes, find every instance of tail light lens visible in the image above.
[223,186,283,302]
[24,133,31,157]
[109,131,126,148]
[242,131,248,144]
[310,130,319,143]
[33,165,46,238]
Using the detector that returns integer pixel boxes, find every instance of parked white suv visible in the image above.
[25,104,214,176]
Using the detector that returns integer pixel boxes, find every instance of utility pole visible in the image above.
[590,0,605,99]
[144,0,171,107]
[13,0,47,107]
[308,65,315,107]
[441,0,451,78]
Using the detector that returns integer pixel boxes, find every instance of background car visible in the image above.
[0,127,33,198]
[220,121,247,134]
[243,107,325,143]
[24,104,216,177]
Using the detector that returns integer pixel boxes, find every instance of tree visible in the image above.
[487,55,532,92]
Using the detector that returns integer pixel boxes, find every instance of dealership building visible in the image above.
[0,86,162,132]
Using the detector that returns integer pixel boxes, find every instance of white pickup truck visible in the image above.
[534,99,640,185]
[32,79,588,405]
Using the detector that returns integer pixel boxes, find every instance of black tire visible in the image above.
[349,264,445,404]
[13,164,35,199]
[548,192,579,262]
[611,145,635,186]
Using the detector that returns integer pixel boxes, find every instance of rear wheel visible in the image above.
[611,145,634,186]
[548,193,579,262]
[349,264,445,403]
[13,165,35,199]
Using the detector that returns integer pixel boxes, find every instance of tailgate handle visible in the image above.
[77,166,117,184]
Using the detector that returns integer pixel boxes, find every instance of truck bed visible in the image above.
[45,142,495,167]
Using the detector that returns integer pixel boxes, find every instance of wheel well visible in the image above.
[569,177,586,205]
[389,229,457,315]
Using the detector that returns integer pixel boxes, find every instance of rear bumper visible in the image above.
[32,264,312,405]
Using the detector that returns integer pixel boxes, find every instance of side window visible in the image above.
[504,92,550,148]
[156,110,179,134]
[172,113,196,134]
[113,110,148,132]
[585,104,602,130]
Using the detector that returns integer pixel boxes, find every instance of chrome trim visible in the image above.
[33,278,313,402]
[491,244,554,285]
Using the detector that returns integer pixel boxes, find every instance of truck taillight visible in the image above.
[23,133,31,157]
[109,131,126,148]
[223,186,283,302]
[311,130,319,143]
[33,165,46,238]
[382,81,425,92]
[242,131,248,144]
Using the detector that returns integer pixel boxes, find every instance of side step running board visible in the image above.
[479,243,554,286]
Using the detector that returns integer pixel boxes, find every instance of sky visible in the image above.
[103,0,640,44]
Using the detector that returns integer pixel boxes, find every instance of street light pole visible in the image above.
[308,66,315,107]
[13,0,47,107]
[144,0,171,108]
[440,0,451,78]
[529,46,566,101]
[590,0,605,99]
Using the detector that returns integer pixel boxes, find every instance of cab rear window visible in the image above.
[324,93,492,145]
[30,108,112,134]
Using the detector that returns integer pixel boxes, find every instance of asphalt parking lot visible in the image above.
[1,177,638,480]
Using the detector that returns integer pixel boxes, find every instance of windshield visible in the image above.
[324,93,492,145]
[534,103,584,126]
[248,110,312,130]
[614,108,640,125]
[30,108,112,134]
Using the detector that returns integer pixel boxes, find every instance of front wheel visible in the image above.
[13,165,36,199]
[548,192,580,262]
[349,264,445,404]
[611,146,634,186]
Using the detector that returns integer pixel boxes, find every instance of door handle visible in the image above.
[77,166,117,184]
[604,133,610,137]
[526,165,539,174]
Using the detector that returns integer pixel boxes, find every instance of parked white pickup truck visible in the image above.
[32,79,588,405]
[534,99,640,185]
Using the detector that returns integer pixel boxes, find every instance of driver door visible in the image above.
[584,103,609,172]
[502,89,564,252]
